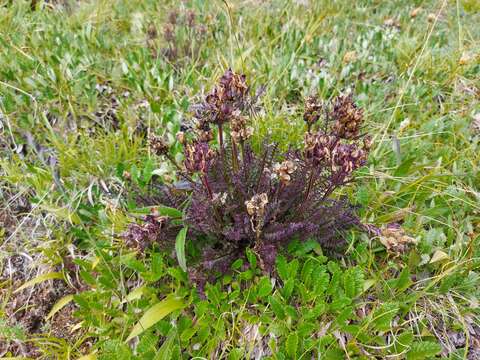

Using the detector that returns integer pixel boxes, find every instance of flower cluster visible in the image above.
[193,69,249,131]
[330,94,364,139]
[147,9,207,64]
[184,141,216,175]
[123,214,169,252]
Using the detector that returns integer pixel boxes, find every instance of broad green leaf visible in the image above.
[46,294,74,320]
[126,296,185,342]
[395,267,412,292]
[157,206,183,218]
[276,255,289,281]
[256,277,273,298]
[14,272,64,293]
[175,227,188,272]
[406,341,441,360]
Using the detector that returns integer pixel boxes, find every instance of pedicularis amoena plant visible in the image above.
[125,69,372,288]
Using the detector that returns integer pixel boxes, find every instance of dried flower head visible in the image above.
[184,141,216,174]
[331,143,367,174]
[231,113,254,143]
[147,23,158,40]
[194,69,249,126]
[379,224,416,255]
[176,131,186,144]
[245,193,268,218]
[330,94,364,139]
[163,23,175,43]
[168,10,178,25]
[304,131,336,165]
[149,134,169,156]
[273,160,298,185]
[123,215,169,251]
[304,96,323,128]
[186,10,196,27]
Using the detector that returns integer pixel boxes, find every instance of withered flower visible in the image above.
[163,23,175,43]
[147,23,158,40]
[273,160,297,185]
[331,143,367,174]
[194,69,249,126]
[184,141,216,174]
[168,10,178,25]
[149,134,169,156]
[231,112,253,143]
[304,96,322,128]
[304,131,336,165]
[186,10,196,28]
[176,131,186,144]
[245,193,268,218]
[123,215,169,252]
[379,224,417,255]
[330,94,364,139]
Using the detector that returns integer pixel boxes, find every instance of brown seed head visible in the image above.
[149,134,169,156]
[303,96,322,126]
[330,94,363,139]
[245,193,268,218]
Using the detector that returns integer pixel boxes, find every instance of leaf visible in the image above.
[395,267,412,292]
[157,206,183,218]
[281,278,295,300]
[285,332,298,359]
[14,272,64,293]
[406,341,442,360]
[46,294,74,320]
[268,296,286,319]
[246,248,257,268]
[257,277,273,298]
[276,255,289,282]
[343,266,364,299]
[394,157,415,177]
[371,303,399,331]
[175,227,188,272]
[429,250,449,264]
[126,296,185,342]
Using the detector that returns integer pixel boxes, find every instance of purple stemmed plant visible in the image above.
[124,69,371,286]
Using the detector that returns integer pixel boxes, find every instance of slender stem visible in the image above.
[304,168,316,202]
[231,136,239,172]
[202,174,213,199]
[218,123,224,157]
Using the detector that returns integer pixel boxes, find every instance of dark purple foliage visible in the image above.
[126,69,371,283]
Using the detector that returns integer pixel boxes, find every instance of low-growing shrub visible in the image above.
[125,69,371,285]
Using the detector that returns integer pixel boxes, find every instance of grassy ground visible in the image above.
[1,0,479,358]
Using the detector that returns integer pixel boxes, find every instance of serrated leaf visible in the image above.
[343,266,364,299]
[126,296,184,342]
[406,341,441,360]
[285,332,298,359]
[14,272,64,293]
[281,278,295,300]
[175,227,188,272]
[46,294,73,320]
[268,296,286,319]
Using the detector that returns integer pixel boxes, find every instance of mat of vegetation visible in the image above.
[1,0,479,359]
